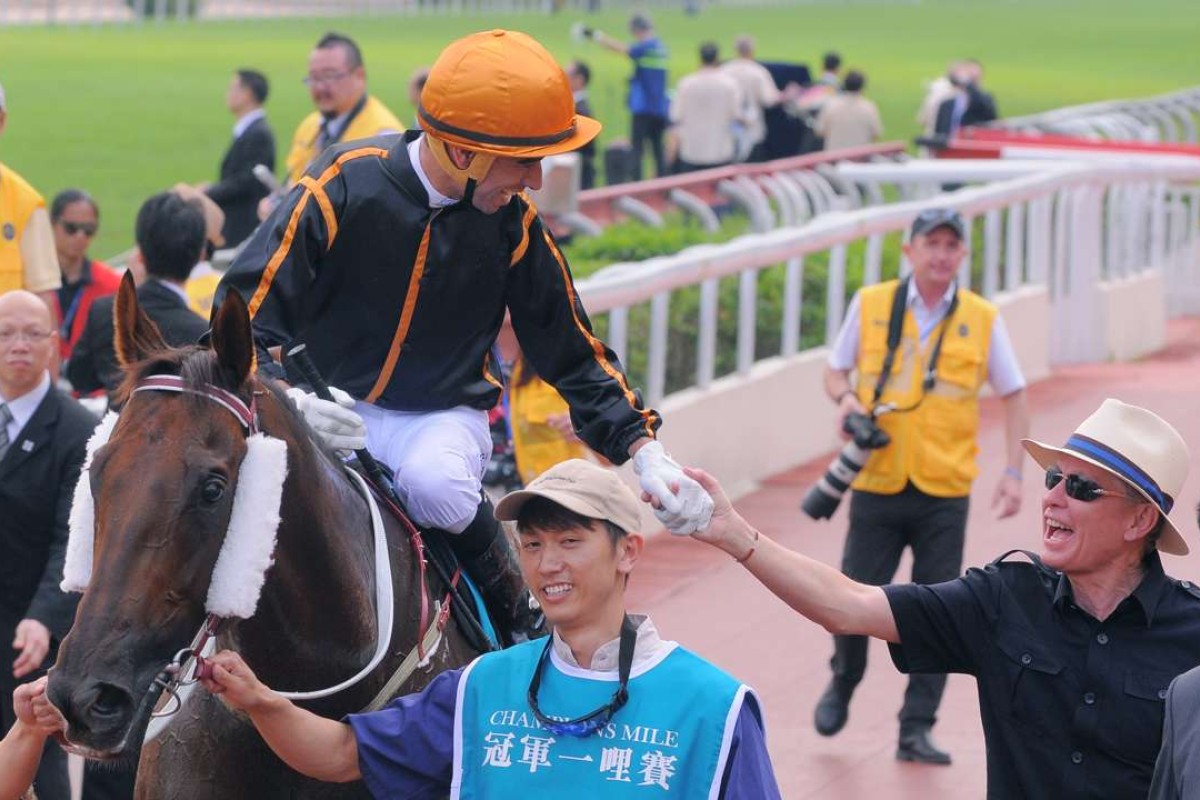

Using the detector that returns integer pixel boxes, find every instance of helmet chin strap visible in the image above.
[426,135,496,207]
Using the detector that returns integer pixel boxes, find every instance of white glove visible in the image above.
[285,387,367,454]
[633,440,714,535]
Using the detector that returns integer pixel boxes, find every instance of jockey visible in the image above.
[200,459,780,797]
[214,29,713,644]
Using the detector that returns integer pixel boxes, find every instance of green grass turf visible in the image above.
[0,0,1196,259]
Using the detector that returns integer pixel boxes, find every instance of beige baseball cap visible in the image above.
[495,459,642,533]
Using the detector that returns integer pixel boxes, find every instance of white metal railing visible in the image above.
[576,158,1200,406]
[995,86,1200,145]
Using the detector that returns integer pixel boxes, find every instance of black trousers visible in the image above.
[630,113,668,180]
[830,483,968,736]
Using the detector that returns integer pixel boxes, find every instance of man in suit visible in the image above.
[203,69,275,248]
[68,192,208,400]
[933,58,998,139]
[566,60,597,190]
[283,32,402,186]
[0,288,95,800]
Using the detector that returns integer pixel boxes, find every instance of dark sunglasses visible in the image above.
[1044,467,1126,502]
[526,616,635,737]
[61,222,97,237]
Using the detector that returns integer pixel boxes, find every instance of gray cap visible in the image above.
[629,12,652,32]
[910,207,965,240]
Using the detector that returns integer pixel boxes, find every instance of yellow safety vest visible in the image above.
[285,95,404,183]
[0,163,45,294]
[852,279,996,498]
[509,361,590,485]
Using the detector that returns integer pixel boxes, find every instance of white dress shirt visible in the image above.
[2,371,51,445]
[828,282,1026,397]
[407,136,457,209]
[232,107,265,139]
[550,615,675,677]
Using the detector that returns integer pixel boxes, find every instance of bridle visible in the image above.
[122,374,404,742]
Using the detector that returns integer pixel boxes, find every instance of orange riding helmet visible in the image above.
[419,29,602,194]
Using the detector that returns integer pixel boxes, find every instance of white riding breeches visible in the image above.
[354,403,491,534]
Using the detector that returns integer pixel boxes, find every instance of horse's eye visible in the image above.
[201,476,227,504]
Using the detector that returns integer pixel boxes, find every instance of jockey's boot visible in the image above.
[452,496,545,647]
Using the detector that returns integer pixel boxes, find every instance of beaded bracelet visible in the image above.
[735,529,761,564]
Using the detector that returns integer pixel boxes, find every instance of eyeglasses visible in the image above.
[60,222,97,237]
[1044,467,1127,502]
[0,328,54,346]
[301,71,351,88]
[526,616,636,737]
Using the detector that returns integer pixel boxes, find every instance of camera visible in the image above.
[800,412,891,520]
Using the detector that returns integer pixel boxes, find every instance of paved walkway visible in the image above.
[628,317,1200,798]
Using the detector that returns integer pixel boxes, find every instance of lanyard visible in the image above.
[871,276,960,411]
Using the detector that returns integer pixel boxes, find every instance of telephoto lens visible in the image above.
[800,413,891,520]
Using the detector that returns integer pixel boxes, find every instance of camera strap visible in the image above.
[871,276,960,408]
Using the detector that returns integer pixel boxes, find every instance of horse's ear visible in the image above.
[210,290,254,386]
[114,271,169,367]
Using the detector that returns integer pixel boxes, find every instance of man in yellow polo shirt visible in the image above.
[815,207,1030,764]
[0,82,60,313]
[284,32,403,185]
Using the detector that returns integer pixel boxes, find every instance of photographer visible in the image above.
[814,208,1029,764]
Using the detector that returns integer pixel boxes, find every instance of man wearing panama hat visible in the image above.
[217,29,713,646]
[680,398,1200,799]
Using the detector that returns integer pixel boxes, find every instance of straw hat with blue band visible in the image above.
[1022,398,1190,555]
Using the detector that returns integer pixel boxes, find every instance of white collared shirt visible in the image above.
[3,371,51,444]
[232,107,265,140]
[152,278,193,306]
[407,135,457,209]
[551,614,669,674]
[828,282,1026,397]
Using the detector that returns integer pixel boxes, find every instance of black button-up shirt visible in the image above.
[885,550,1200,799]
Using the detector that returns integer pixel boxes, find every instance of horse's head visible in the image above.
[48,274,281,757]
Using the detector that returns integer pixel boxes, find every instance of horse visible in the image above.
[47,275,481,797]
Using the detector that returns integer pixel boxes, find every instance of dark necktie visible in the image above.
[0,403,12,462]
[316,119,334,153]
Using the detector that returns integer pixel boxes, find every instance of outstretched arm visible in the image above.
[589,30,630,54]
[200,650,360,783]
[683,468,900,642]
